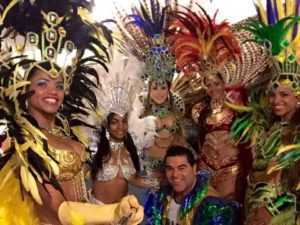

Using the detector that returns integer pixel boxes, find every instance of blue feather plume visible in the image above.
[126,0,167,38]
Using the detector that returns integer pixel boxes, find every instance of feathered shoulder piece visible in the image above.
[244,0,300,96]
[167,4,240,76]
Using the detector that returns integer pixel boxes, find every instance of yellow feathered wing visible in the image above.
[0,159,40,225]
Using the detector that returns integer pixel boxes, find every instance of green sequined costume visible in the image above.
[145,171,239,225]
[231,94,300,225]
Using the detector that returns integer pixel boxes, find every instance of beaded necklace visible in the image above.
[109,140,124,152]
[40,126,65,137]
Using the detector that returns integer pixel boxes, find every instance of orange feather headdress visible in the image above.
[168,4,241,76]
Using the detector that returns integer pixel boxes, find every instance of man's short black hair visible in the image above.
[164,145,196,166]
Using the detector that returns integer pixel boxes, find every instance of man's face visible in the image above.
[165,155,197,195]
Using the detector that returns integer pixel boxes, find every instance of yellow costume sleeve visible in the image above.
[58,195,144,225]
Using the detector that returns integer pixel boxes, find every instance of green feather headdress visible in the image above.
[245,0,300,96]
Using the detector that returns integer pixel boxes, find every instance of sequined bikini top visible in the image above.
[49,147,85,181]
[96,141,136,181]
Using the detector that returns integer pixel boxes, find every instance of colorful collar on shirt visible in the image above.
[145,171,210,225]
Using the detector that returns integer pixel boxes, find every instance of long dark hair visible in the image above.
[91,113,141,180]
[197,95,211,146]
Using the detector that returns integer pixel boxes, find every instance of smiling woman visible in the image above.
[269,85,299,120]
[28,67,65,120]
[229,1,300,224]
[149,80,170,105]
[113,0,189,192]
[89,49,158,207]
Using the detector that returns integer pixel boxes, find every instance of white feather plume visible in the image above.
[93,49,156,152]
[128,95,157,153]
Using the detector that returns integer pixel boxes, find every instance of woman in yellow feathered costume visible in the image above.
[0,0,143,225]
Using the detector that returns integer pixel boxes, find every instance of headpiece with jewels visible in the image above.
[115,0,176,84]
[115,0,189,116]
[244,0,300,96]
[1,0,111,90]
[3,11,78,88]
[95,49,144,118]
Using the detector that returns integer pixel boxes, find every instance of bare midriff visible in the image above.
[93,174,128,204]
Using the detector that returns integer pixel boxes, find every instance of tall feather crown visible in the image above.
[0,0,111,89]
[95,50,144,118]
[167,4,241,79]
[116,0,176,83]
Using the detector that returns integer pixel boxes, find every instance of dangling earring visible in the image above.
[25,100,28,109]
[297,101,300,108]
